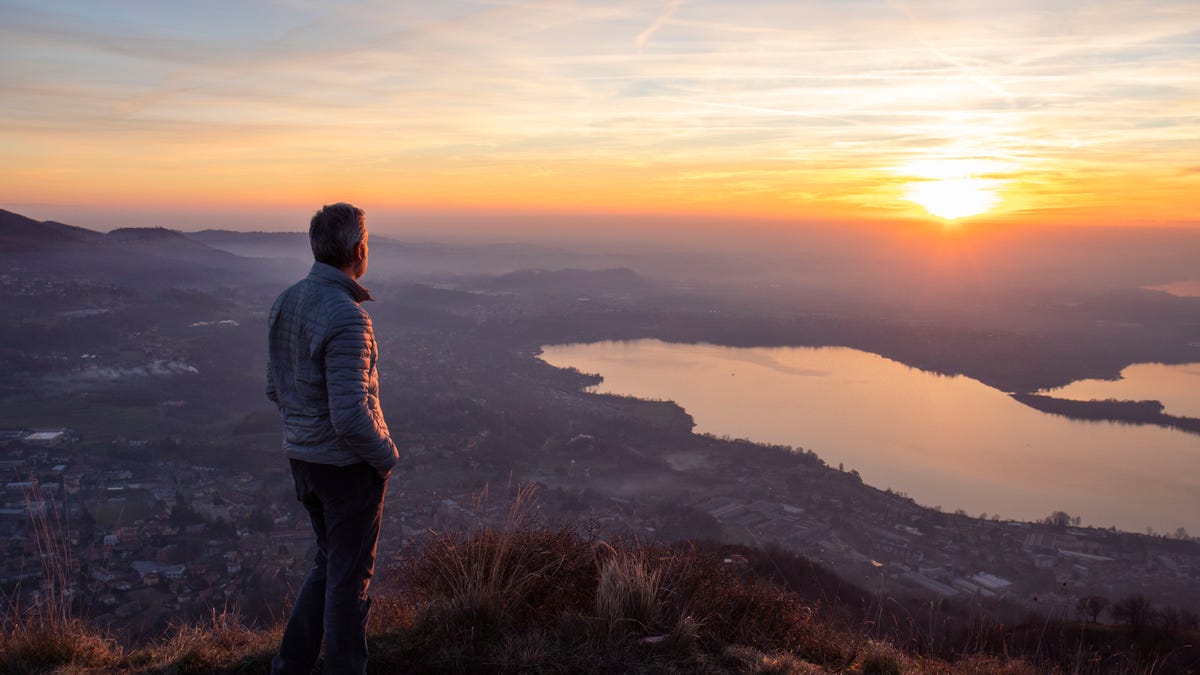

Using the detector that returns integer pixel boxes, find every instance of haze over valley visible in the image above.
[2,207,1198,642]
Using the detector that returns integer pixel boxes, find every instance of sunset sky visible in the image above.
[2,1,1198,233]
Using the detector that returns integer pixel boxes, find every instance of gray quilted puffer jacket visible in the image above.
[266,262,399,473]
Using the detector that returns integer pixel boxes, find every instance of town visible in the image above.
[4,405,1197,639]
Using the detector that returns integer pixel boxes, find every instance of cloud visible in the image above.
[1,0,1198,222]
[636,0,685,52]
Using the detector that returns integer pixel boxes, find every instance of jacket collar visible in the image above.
[308,261,374,303]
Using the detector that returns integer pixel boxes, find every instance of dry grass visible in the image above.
[943,654,1044,674]
[720,645,827,674]
[595,548,663,636]
[404,525,599,638]
[128,607,278,674]
[854,641,905,674]
[0,613,121,674]
[2,478,281,674]
[4,481,1191,673]
[391,489,840,673]
[0,481,123,674]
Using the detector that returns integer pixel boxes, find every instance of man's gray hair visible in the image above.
[309,203,366,268]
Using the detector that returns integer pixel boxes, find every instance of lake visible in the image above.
[539,339,1200,535]
[1039,362,1200,419]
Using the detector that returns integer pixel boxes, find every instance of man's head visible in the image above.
[309,203,368,279]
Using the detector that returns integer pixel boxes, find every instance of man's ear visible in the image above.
[354,242,366,261]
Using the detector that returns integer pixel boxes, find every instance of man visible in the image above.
[266,202,399,675]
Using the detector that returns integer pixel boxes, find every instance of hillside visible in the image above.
[0,210,295,288]
[3,520,1196,674]
[0,209,105,249]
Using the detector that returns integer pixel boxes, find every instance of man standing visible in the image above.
[266,203,399,674]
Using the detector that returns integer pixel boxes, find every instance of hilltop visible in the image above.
[4,519,1196,674]
[0,209,292,288]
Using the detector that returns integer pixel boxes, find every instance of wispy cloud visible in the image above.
[1,0,1197,224]
[636,0,685,52]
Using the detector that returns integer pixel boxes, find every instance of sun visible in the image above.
[904,177,999,221]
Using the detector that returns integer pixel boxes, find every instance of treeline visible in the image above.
[1013,393,1200,435]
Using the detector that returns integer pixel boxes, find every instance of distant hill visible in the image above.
[107,226,194,241]
[186,229,312,261]
[2,210,647,289]
[0,209,103,249]
[0,209,294,288]
[186,228,646,281]
[98,227,242,263]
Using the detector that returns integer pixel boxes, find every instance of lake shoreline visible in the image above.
[1012,393,1200,436]
[540,339,1200,535]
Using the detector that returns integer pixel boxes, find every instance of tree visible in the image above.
[247,507,274,533]
[1181,610,1200,632]
[170,498,203,528]
[1077,595,1109,623]
[1112,594,1155,632]
[1043,510,1071,528]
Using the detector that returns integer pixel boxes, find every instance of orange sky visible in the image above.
[2,1,1198,232]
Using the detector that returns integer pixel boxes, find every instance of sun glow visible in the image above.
[895,159,1008,221]
[904,177,1000,221]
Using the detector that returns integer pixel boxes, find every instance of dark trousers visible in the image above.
[273,460,387,675]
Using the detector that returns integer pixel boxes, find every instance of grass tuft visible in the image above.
[0,613,121,674]
[135,607,278,674]
[857,641,904,674]
[595,548,663,636]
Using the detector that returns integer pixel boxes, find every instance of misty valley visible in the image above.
[2,208,1199,646]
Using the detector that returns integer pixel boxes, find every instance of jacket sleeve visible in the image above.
[266,362,279,404]
[324,305,399,472]
[265,299,281,405]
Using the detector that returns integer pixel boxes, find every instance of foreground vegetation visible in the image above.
[3,511,1196,674]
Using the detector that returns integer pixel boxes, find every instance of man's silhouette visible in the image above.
[266,203,399,674]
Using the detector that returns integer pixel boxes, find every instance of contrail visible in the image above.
[637,0,686,52]
[889,0,1015,103]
